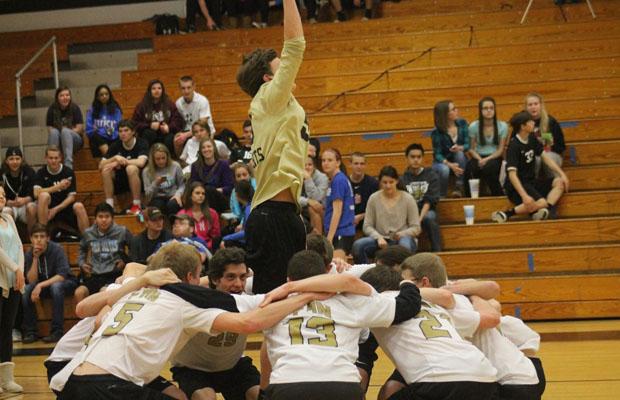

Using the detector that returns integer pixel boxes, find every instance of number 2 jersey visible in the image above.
[372,297,497,384]
[172,294,265,372]
[249,36,309,211]
[50,283,238,391]
[264,289,404,384]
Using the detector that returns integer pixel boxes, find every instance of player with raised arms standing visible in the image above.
[236,0,308,295]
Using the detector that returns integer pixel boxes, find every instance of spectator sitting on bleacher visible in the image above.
[1,147,37,233]
[21,223,77,344]
[431,100,469,198]
[132,79,183,155]
[308,137,321,164]
[524,92,566,178]
[221,180,254,249]
[229,162,256,224]
[189,137,234,214]
[464,97,507,197]
[492,111,569,223]
[85,84,123,158]
[179,119,229,175]
[178,182,221,251]
[250,0,270,28]
[99,120,148,216]
[348,152,379,231]
[174,76,215,157]
[34,146,89,235]
[74,203,132,302]
[157,214,210,263]
[46,87,84,170]
[301,155,328,234]
[128,207,172,265]
[352,166,420,264]
[142,143,185,217]
[229,120,254,165]
[355,0,376,21]
[322,148,355,259]
[400,143,443,252]
[186,0,221,32]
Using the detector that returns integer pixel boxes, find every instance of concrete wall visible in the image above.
[0,0,184,33]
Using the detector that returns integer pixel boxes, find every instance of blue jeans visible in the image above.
[421,210,443,252]
[352,235,417,264]
[432,151,467,197]
[22,279,77,336]
[48,127,84,170]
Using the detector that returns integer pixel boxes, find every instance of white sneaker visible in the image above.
[12,329,21,343]
[531,208,549,221]
[491,211,508,223]
[308,18,317,24]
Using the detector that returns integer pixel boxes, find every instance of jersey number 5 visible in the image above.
[287,316,338,347]
[102,302,145,336]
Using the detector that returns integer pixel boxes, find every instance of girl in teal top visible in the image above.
[465,97,508,196]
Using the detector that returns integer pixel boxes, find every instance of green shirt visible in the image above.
[468,120,508,157]
[249,37,309,211]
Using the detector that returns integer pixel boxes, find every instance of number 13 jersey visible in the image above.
[264,291,396,384]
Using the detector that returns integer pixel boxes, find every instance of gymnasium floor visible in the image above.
[6,319,620,400]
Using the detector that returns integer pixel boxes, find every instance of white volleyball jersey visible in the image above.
[373,296,497,384]
[265,291,396,384]
[51,286,228,391]
[46,282,124,363]
[172,294,265,372]
[328,263,375,278]
[500,315,541,353]
[451,295,539,385]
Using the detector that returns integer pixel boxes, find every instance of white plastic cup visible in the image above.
[464,205,475,225]
[469,179,480,199]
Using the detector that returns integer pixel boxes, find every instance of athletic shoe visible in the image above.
[308,18,317,24]
[22,333,37,344]
[42,332,63,343]
[12,329,21,342]
[251,21,267,28]
[531,208,549,221]
[127,205,143,216]
[491,211,508,223]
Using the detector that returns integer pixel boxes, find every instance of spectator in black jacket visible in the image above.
[129,207,173,265]
[348,152,379,230]
[21,224,77,344]
[1,147,37,232]
[524,93,566,178]
[399,144,443,252]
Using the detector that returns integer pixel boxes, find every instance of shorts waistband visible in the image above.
[254,200,298,212]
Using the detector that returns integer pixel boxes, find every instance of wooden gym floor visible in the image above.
[5,319,620,399]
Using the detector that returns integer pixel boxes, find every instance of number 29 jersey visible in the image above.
[372,297,497,384]
[264,292,396,384]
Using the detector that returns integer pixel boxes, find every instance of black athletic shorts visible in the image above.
[51,205,78,229]
[332,235,354,254]
[45,360,69,385]
[498,383,541,400]
[529,357,546,397]
[264,381,364,400]
[89,134,116,158]
[355,333,379,380]
[171,356,260,400]
[505,178,554,205]
[113,167,131,195]
[146,375,175,392]
[58,374,174,400]
[387,379,498,400]
[245,201,306,294]
[82,270,122,295]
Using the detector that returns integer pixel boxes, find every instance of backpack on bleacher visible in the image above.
[154,14,180,35]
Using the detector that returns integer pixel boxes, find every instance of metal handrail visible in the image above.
[15,36,59,151]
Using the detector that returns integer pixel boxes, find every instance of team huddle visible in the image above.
[42,0,546,399]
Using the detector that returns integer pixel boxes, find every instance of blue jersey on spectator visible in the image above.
[324,171,356,237]
[86,106,122,141]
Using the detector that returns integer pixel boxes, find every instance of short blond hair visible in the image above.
[147,242,202,281]
[400,253,448,288]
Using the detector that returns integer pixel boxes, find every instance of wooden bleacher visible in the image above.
[14,0,620,333]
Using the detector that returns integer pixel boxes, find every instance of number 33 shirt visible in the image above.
[263,291,396,384]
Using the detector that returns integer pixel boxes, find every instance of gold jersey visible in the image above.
[249,36,309,210]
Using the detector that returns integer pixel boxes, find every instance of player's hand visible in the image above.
[333,257,351,273]
[31,284,43,302]
[15,270,25,291]
[260,284,291,307]
[142,268,181,287]
[306,292,335,302]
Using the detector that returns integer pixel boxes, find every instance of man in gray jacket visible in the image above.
[74,202,132,302]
